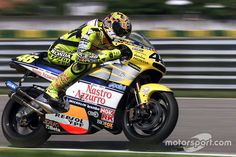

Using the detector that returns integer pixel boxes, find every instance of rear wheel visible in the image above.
[1,88,50,147]
[122,92,178,144]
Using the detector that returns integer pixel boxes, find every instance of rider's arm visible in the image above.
[72,28,122,64]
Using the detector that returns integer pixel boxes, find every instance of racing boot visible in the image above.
[44,63,79,112]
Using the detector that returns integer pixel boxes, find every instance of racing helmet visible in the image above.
[103,12,132,39]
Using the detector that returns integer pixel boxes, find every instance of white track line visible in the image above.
[0,147,235,157]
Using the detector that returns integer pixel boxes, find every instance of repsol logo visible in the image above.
[55,113,83,127]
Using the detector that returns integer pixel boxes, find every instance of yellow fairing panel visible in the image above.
[139,83,173,104]
[89,63,139,86]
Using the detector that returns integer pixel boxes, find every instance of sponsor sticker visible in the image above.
[77,84,112,105]
[46,113,84,127]
[97,119,113,129]
[32,68,57,81]
[44,119,61,132]
[100,107,115,123]
[87,104,100,111]
[55,113,84,127]
[66,82,123,109]
[21,65,57,81]
[108,82,126,91]
[88,111,99,118]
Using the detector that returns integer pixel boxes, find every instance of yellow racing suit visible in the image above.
[46,19,122,100]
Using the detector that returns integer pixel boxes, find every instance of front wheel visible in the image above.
[122,92,178,144]
[1,88,50,147]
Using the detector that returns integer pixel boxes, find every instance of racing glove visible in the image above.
[72,49,122,64]
[97,49,122,63]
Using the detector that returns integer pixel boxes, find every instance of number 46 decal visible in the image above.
[16,54,39,63]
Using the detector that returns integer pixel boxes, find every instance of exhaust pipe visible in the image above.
[6,80,58,114]
[16,89,58,114]
[9,92,44,115]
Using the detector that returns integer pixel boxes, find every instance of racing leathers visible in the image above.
[45,19,122,109]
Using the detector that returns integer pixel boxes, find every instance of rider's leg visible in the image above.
[45,48,120,111]
[45,62,92,99]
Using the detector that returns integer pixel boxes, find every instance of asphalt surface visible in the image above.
[0,95,236,154]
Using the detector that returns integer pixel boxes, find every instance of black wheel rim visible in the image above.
[10,105,40,136]
[125,94,169,138]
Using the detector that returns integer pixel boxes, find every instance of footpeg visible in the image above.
[42,93,69,113]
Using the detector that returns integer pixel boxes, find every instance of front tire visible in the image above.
[1,88,50,147]
[122,92,178,144]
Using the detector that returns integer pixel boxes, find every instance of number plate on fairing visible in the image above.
[16,54,39,63]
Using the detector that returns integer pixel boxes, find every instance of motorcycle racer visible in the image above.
[4,27,179,147]
[44,12,132,112]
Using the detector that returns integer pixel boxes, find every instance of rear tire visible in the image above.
[122,92,178,144]
[1,88,50,147]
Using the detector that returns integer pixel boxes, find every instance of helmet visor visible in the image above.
[112,22,131,37]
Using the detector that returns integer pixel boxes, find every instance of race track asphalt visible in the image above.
[0,95,236,154]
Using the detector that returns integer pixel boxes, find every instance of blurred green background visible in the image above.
[0,0,236,19]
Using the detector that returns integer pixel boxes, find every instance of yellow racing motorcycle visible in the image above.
[3,33,178,147]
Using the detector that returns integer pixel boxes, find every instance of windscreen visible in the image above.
[129,32,154,49]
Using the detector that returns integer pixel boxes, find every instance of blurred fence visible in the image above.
[0,39,236,89]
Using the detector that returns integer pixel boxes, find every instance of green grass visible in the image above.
[174,89,236,98]
[0,88,9,94]
[0,148,228,157]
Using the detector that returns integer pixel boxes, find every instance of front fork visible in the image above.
[130,82,149,121]
[130,81,173,121]
[134,82,142,106]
